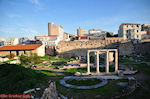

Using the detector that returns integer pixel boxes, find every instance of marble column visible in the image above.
[87,51,90,74]
[115,50,118,72]
[106,51,109,73]
[96,51,100,73]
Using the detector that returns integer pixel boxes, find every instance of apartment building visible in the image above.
[48,22,64,45]
[0,37,5,46]
[4,38,19,45]
[118,23,142,40]
[77,27,86,37]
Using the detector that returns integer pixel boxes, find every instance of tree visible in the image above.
[106,32,112,37]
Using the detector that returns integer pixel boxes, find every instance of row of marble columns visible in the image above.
[87,49,118,74]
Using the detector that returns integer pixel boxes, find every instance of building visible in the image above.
[48,22,64,45]
[0,44,45,56]
[142,24,150,31]
[63,32,71,41]
[19,37,34,44]
[0,37,5,46]
[48,22,64,39]
[35,35,59,46]
[118,23,142,41]
[88,29,106,40]
[77,27,86,37]
[105,37,124,45]
[142,24,150,34]
[4,38,19,45]
[88,29,106,35]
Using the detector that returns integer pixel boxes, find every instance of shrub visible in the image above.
[20,53,42,66]
[7,53,15,59]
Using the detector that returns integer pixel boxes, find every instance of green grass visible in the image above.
[132,63,150,75]
[0,63,59,93]
[66,79,102,86]
[55,79,125,99]
[64,68,88,73]
[64,67,115,74]
[41,56,70,62]
[4,59,17,63]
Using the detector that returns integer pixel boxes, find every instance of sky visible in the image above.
[0,0,150,39]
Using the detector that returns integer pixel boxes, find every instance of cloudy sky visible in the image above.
[0,0,150,39]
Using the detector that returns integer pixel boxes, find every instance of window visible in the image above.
[137,25,139,27]
[137,30,138,32]
[137,35,139,38]
[127,25,128,28]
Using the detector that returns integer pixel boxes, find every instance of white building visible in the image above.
[88,29,106,36]
[35,35,58,46]
[0,37,5,46]
[88,29,108,40]
[4,38,19,45]
[118,23,142,40]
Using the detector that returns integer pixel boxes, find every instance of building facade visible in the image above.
[48,22,64,37]
[77,27,86,37]
[118,23,142,40]
[35,35,59,46]
[88,29,106,35]
[0,37,5,46]
[48,22,64,45]
[0,44,45,56]
[4,38,19,45]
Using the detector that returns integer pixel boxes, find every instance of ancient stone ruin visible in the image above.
[86,49,118,75]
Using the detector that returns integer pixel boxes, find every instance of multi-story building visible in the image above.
[63,32,72,41]
[77,27,86,37]
[19,37,31,44]
[0,37,5,46]
[142,24,150,34]
[4,38,19,45]
[118,23,142,40]
[35,35,58,46]
[48,22,64,44]
[141,24,150,39]
[88,29,106,35]
[88,29,108,40]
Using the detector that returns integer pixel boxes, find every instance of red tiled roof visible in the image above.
[0,44,42,51]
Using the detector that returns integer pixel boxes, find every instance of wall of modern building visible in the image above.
[118,24,142,40]
[77,27,86,37]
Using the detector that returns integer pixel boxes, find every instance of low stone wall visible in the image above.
[45,46,55,56]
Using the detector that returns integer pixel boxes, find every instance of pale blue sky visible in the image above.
[0,0,150,39]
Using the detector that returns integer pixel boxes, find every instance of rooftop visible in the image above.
[0,44,41,51]
[121,23,141,25]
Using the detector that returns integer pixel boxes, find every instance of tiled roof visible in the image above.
[0,44,41,51]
